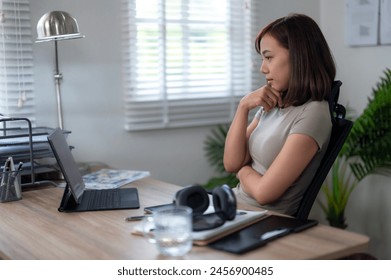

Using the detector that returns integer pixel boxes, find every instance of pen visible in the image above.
[17,162,23,171]
[14,162,23,199]
[125,215,146,222]
[4,163,11,200]
[3,157,11,172]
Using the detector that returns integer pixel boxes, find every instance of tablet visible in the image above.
[208,215,318,254]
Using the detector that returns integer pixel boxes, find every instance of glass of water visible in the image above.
[142,205,193,257]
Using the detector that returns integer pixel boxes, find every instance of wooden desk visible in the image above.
[0,178,369,260]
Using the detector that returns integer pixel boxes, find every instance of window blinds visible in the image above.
[122,0,254,131]
[0,0,35,126]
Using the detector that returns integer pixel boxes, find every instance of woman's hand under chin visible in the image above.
[240,84,282,112]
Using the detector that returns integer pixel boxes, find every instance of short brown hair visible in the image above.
[255,14,336,106]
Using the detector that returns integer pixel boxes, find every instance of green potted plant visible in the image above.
[203,124,239,190]
[319,68,391,228]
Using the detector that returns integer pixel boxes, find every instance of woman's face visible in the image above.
[260,33,290,92]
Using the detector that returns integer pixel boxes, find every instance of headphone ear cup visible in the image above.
[174,185,209,215]
[212,184,237,220]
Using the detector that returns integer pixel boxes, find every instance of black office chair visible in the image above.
[294,80,353,220]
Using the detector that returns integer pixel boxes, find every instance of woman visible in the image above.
[224,14,336,215]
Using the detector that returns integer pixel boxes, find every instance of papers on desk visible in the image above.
[0,134,49,145]
[82,169,150,190]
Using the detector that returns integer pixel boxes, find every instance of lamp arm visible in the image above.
[54,40,64,130]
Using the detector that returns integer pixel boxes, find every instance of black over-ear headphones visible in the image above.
[174,184,237,231]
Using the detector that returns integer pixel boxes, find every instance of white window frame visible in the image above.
[0,0,35,127]
[122,0,261,131]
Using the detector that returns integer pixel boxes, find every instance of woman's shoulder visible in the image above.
[300,100,329,115]
[289,100,331,127]
[303,100,329,109]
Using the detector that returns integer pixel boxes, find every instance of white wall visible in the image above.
[30,0,391,259]
[316,0,391,260]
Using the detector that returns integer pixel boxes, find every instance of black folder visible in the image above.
[208,214,318,254]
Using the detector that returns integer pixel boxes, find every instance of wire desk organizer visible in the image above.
[0,115,69,188]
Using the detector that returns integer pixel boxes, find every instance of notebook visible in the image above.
[47,128,140,212]
[191,208,268,245]
[135,203,268,245]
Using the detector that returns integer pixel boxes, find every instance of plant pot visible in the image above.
[327,213,347,229]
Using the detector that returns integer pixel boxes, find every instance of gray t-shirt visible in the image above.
[233,100,332,215]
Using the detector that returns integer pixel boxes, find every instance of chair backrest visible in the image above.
[294,80,353,220]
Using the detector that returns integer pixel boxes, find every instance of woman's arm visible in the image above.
[223,103,256,173]
[224,85,282,173]
[236,133,319,204]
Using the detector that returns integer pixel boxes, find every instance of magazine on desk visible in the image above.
[82,169,150,190]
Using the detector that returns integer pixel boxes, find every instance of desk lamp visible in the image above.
[36,11,84,129]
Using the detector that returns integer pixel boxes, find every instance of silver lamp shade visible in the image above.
[36,11,84,42]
